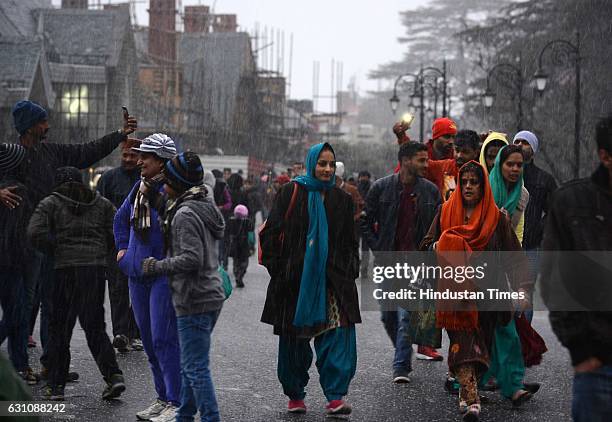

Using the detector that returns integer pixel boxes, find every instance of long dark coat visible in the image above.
[260,182,361,335]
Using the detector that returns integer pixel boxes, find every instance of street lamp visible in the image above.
[534,31,581,178]
[533,69,548,92]
[482,62,524,132]
[389,94,400,113]
[483,89,495,108]
[411,91,422,108]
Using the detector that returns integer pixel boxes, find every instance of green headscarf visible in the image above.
[489,145,524,215]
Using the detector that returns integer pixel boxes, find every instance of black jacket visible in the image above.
[96,165,141,209]
[541,165,612,366]
[361,174,442,253]
[5,131,125,212]
[27,182,115,269]
[522,161,557,250]
[260,183,361,335]
[228,216,254,259]
[0,180,32,269]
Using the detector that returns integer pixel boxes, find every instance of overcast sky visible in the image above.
[54,0,430,110]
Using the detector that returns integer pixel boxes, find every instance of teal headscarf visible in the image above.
[292,142,336,327]
[489,145,524,215]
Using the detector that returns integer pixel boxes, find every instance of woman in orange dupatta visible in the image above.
[420,161,532,422]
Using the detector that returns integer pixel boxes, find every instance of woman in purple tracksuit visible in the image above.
[113,134,181,422]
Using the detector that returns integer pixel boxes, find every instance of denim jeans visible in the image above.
[177,310,221,422]
[524,248,541,323]
[381,308,413,373]
[0,268,28,371]
[572,365,612,422]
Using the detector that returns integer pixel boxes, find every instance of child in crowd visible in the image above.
[228,204,254,288]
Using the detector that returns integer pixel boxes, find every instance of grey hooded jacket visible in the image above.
[146,197,226,316]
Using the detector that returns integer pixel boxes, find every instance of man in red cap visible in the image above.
[428,117,457,161]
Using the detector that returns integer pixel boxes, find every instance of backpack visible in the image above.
[257,182,299,265]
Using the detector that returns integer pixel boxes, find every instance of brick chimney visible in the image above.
[148,0,177,63]
[212,14,237,33]
[184,5,210,33]
[61,0,88,8]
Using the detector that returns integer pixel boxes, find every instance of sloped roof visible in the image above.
[0,0,50,38]
[0,37,54,109]
[0,37,43,87]
[178,32,255,125]
[38,8,130,67]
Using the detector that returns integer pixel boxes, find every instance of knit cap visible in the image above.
[132,133,177,159]
[432,117,457,140]
[513,130,539,154]
[165,151,204,192]
[12,100,48,135]
[234,204,249,218]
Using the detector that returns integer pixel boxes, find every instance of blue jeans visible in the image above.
[524,248,540,323]
[572,365,612,422]
[177,310,221,422]
[381,308,413,373]
[0,268,28,371]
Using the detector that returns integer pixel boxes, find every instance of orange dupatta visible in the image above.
[435,161,500,331]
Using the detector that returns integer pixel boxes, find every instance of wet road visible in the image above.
[14,255,573,422]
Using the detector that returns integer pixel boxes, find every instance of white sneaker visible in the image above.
[150,405,177,422]
[136,399,167,420]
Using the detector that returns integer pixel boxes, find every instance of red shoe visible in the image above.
[288,399,306,414]
[326,400,352,418]
[28,336,37,348]
[416,345,443,361]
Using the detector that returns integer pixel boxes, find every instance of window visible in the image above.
[54,83,106,140]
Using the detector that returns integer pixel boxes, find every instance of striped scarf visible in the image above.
[131,173,165,234]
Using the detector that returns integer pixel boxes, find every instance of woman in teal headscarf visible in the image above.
[489,144,530,244]
[260,142,361,418]
[484,144,538,406]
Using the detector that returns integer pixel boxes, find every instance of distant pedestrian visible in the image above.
[97,138,142,353]
[228,204,254,288]
[260,142,361,417]
[113,134,181,422]
[479,132,508,174]
[142,152,226,422]
[357,170,372,277]
[28,166,125,401]
[212,169,232,270]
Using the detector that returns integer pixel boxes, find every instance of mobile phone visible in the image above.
[122,106,129,118]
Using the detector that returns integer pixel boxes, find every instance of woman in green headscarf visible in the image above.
[260,142,361,418]
[488,144,530,244]
[483,144,538,406]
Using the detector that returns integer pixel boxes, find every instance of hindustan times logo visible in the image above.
[372,262,487,284]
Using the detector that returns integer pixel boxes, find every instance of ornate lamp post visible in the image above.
[482,62,524,132]
[534,31,581,178]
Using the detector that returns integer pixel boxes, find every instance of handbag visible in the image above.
[218,265,232,299]
[257,182,299,265]
[515,312,547,367]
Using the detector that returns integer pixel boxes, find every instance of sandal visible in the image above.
[512,389,533,407]
[462,403,480,422]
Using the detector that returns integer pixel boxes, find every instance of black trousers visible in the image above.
[232,255,249,283]
[47,266,121,387]
[107,259,139,339]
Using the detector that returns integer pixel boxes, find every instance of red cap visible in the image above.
[432,117,457,140]
[275,174,291,185]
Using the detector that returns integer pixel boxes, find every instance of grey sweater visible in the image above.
[145,198,226,316]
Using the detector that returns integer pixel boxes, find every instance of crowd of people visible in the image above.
[0,99,610,422]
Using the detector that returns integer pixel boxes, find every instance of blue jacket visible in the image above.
[113,181,167,280]
[361,174,441,252]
